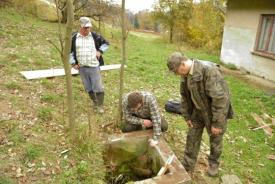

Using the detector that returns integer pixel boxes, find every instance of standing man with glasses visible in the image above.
[166,52,233,176]
[70,17,109,113]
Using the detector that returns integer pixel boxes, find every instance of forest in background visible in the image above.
[1,0,226,53]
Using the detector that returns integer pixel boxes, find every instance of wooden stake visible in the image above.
[157,154,175,176]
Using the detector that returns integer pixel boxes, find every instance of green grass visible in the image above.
[0,175,14,184]
[224,63,238,70]
[23,144,42,161]
[0,7,274,184]
[37,107,54,121]
[40,93,61,104]
[5,81,21,90]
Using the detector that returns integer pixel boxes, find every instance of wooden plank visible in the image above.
[267,155,275,161]
[252,124,271,131]
[251,113,273,136]
[20,64,122,80]
[272,118,275,126]
[262,113,275,126]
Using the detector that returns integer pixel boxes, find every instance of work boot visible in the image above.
[207,164,219,177]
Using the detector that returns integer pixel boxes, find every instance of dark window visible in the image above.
[254,15,275,58]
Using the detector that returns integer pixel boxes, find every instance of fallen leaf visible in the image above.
[42,161,46,167]
[27,162,35,168]
[16,167,23,178]
[43,170,51,175]
[258,163,264,167]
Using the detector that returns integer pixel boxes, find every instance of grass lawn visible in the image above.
[0,8,274,184]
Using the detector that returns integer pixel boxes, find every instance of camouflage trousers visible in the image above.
[182,110,227,171]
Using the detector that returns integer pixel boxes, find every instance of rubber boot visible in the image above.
[88,91,98,106]
[207,164,219,177]
[95,92,104,113]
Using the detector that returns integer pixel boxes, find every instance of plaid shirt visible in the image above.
[122,91,162,140]
[75,33,99,67]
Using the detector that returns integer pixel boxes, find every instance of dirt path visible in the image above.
[221,66,275,95]
[130,31,161,39]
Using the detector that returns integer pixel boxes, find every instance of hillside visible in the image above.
[0,8,275,184]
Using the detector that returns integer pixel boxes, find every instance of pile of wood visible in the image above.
[250,113,275,162]
[250,113,274,137]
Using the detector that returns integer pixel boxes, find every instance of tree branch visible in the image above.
[47,38,62,56]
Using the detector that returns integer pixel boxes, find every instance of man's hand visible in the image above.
[73,64,80,70]
[96,51,101,59]
[211,127,222,136]
[143,120,153,128]
[186,120,193,128]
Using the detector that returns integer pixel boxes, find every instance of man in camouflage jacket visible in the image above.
[167,52,233,176]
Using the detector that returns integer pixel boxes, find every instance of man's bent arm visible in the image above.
[122,102,143,125]
[149,96,162,140]
[180,80,192,121]
[205,68,230,128]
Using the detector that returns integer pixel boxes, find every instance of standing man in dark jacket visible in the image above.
[167,52,233,176]
[70,17,109,113]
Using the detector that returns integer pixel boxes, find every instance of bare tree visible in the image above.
[84,0,114,32]
[56,0,88,23]
[153,0,192,43]
[51,0,75,137]
[63,0,75,136]
[117,0,126,124]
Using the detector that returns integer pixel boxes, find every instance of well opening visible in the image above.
[104,134,168,183]
[103,130,192,184]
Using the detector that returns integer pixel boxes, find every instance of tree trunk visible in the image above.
[169,26,173,43]
[62,0,75,136]
[117,0,126,124]
[98,16,101,33]
[59,1,68,23]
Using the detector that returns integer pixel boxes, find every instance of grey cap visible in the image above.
[79,17,92,28]
[167,52,188,73]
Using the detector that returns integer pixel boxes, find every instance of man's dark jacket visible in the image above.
[71,32,109,66]
[180,60,234,129]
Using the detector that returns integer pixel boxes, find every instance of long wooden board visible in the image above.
[20,64,122,80]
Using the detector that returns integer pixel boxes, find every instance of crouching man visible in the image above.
[122,91,168,142]
[167,52,233,176]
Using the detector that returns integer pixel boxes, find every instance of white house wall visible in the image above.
[221,1,275,82]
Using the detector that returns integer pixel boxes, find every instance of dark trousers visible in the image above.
[122,116,168,133]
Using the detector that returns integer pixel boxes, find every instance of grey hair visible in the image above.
[167,52,188,73]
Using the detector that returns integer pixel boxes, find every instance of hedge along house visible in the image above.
[221,0,275,82]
